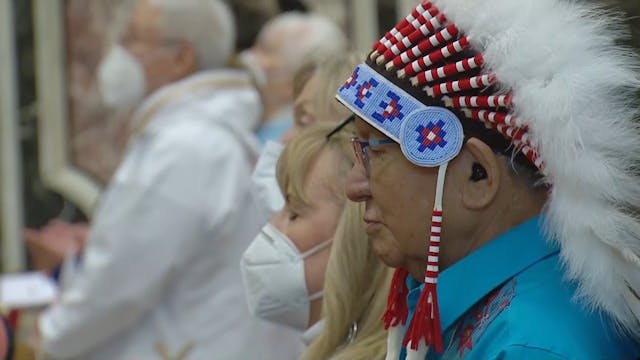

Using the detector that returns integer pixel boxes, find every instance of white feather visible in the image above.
[405,341,429,360]
[385,326,404,360]
[433,0,640,336]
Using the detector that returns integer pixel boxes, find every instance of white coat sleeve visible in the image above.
[39,130,249,358]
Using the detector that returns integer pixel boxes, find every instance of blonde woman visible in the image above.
[241,122,355,337]
[244,122,399,357]
[301,201,394,360]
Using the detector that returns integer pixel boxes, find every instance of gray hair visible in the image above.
[150,0,236,69]
[262,12,347,71]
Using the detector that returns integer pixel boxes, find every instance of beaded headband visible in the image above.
[339,1,542,173]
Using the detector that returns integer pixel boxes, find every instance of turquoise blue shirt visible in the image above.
[399,217,639,359]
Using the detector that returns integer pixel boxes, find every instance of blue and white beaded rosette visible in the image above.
[336,63,464,167]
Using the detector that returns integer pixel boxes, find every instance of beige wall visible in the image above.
[0,0,26,272]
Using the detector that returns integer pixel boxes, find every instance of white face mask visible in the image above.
[97,44,147,109]
[240,222,331,331]
[238,50,267,89]
[252,141,285,218]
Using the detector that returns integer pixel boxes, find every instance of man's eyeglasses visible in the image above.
[326,115,356,140]
[351,137,395,177]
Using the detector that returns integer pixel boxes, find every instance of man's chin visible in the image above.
[371,239,405,269]
[378,256,404,269]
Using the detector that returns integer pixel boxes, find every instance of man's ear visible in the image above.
[172,41,197,78]
[460,138,501,210]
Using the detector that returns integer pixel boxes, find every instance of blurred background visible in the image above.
[0,0,636,275]
[2,0,426,275]
[0,0,638,358]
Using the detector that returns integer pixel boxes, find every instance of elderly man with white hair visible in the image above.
[37,0,345,358]
[239,12,347,143]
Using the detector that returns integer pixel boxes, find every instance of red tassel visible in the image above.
[403,283,444,353]
[7,310,18,331]
[382,268,410,329]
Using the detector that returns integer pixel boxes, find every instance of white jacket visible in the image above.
[39,70,301,360]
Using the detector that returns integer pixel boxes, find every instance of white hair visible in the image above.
[263,12,347,71]
[149,0,235,69]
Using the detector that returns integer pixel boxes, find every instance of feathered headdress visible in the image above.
[336,0,640,358]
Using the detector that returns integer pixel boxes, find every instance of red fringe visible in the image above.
[382,268,410,329]
[403,283,443,353]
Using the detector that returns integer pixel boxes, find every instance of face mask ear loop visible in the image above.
[300,240,331,308]
[300,239,333,259]
[308,290,324,301]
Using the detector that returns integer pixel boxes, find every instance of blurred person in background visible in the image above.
[238,12,347,144]
[241,123,354,345]
[36,0,303,358]
[24,220,89,277]
[252,52,360,223]
[25,6,347,276]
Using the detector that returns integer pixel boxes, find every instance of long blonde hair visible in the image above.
[301,201,393,360]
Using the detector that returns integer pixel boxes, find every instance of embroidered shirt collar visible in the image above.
[406,216,559,332]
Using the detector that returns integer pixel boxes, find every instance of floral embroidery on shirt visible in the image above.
[442,278,517,359]
[457,324,475,356]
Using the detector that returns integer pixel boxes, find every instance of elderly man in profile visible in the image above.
[37,0,345,359]
[338,0,640,358]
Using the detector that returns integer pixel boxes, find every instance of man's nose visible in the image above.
[346,163,371,202]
